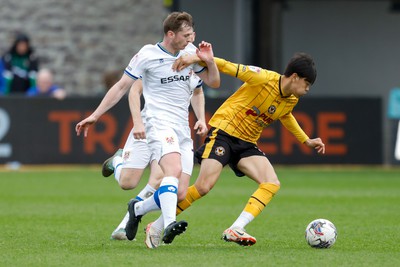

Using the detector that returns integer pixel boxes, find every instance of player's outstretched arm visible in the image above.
[75,115,97,138]
[75,74,134,137]
[304,138,326,154]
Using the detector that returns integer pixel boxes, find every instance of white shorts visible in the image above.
[121,129,153,169]
[180,144,194,176]
[145,119,194,175]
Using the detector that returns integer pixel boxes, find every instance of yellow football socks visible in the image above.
[243,182,280,217]
[176,185,202,215]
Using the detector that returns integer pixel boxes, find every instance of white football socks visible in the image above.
[112,156,123,183]
[231,211,254,230]
[151,215,164,233]
[136,184,156,201]
[158,176,179,228]
[135,194,160,216]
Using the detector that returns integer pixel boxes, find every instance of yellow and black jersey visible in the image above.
[208,57,309,144]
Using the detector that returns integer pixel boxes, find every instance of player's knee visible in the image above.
[119,176,140,190]
[119,183,134,190]
[172,166,183,178]
[160,156,182,178]
[265,172,280,186]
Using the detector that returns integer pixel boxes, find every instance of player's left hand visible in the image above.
[196,41,214,64]
[305,138,325,154]
[194,120,208,136]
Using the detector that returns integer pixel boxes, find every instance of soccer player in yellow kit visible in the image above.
[169,52,325,246]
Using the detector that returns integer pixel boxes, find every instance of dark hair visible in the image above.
[163,12,194,34]
[9,32,33,56]
[284,52,317,85]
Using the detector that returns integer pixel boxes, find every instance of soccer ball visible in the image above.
[305,218,337,248]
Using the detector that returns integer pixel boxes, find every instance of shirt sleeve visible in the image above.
[279,112,309,143]
[214,57,269,85]
[124,46,149,80]
[196,79,203,88]
[193,63,206,74]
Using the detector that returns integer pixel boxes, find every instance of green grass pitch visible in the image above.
[0,165,399,267]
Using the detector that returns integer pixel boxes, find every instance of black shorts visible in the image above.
[195,127,267,177]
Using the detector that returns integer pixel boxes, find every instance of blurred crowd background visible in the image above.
[1,0,400,165]
[0,0,167,96]
[1,0,399,98]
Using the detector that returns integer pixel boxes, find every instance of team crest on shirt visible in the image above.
[159,58,164,63]
[268,105,276,114]
[215,146,225,156]
[165,136,175,145]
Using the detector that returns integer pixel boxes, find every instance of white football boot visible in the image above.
[222,226,256,246]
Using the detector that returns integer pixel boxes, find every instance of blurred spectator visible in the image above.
[102,69,123,91]
[1,32,39,95]
[26,68,66,100]
[0,59,5,94]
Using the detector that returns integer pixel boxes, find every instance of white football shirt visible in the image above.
[124,42,205,126]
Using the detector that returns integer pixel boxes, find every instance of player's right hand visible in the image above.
[305,138,325,154]
[75,116,97,137]
[133,121,146,140]
[172,54,199,72]
[194,120,208,136]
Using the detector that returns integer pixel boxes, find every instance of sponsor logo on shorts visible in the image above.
[123,151,130,161]
[215,146,225,156]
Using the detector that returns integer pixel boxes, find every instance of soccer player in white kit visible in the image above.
[104,32,208,241]
[107,74,206,240]
[124,11,220,245]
